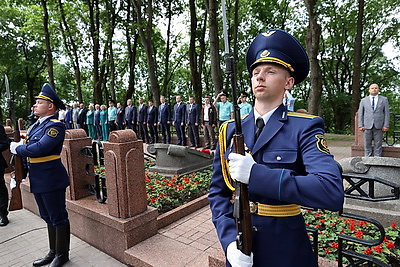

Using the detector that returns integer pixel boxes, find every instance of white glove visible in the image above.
[228,152,256,184]
[227,241,253,267]
[10,140,24,154]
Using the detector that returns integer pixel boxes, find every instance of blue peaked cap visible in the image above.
[35,83,65,110]
[246,29,309,85]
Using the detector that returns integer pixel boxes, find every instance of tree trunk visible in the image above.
[58,0,83,103]
[162,1,172,98]
[88,0,102,104]
[189,0,203,104]
[205,0,223,96]
[132,0,160,106]
[41,0,55,88]
[304,0,323,116]
[123,0,138,106]
[350,0,365,134]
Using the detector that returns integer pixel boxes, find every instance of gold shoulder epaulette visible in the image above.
[50,119,61,123]
[287,112,317,119]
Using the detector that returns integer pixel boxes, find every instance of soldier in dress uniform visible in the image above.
[10,83,71,267]
[208,29,344,267]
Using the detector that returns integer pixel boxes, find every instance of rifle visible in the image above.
[5,74,24,211]
[221,0,252,256]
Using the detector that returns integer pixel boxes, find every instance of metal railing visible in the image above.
[306,173,399,266]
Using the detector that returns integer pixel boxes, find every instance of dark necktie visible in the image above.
[371,97,375,111]
[255,117,264,141]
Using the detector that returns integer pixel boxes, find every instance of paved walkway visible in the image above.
[0,140,351,267]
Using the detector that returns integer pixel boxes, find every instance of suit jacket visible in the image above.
[358,95,390,129]
[201,104,217,125]
[158,103,171,123]
[116,108,124,124]
[16,116,70,193]
[65,109,73,123]
[137,104,148,123]
[208,104,344,266]
[77,108,88,125]
[186,103,200,125]
[147,106,158,124]
[0,124,9,170]
[94,110,101,125]
[124,105,137,123]
[173,102,186,124]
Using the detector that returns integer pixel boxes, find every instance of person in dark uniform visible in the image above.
[147,99,158,144]
[77,103,88,134]
[173,95,186,146]
[208,29,344,267]
[0,123,9,226]
[158,96,171,144]
[10,83,71,267]
[137,97,149,143]
[186,96,201,148]
[124,99,137,134]
[116,102,124,130]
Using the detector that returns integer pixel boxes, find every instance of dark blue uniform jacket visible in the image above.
[16,116,69,194]
[208,104,344,266]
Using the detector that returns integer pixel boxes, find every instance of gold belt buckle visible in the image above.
[249,201,258,214]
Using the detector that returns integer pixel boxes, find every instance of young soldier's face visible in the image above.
[251,63,294,103]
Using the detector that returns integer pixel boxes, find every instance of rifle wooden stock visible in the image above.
[233,134,252,255]
[9,128,24,211]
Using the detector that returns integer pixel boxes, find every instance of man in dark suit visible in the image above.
[77,103,88,135]
[116,102,124,130]
[124,99,137,134]
[137,97,149,143]
[158,95,171,144]
[0,123,9,226]
[64,105,73,129]
[147,99,158,144]
[94,104,102,140]
[186,96,201,148]
[173,95,186,146]
[358,83,390,157]
[11,83,71,266]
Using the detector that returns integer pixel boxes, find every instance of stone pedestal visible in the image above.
[147,143,213,175]
[62,129,93,200]
[338,156,400,226]
[103,130,147,218]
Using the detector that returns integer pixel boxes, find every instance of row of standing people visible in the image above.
[57,92,253,148]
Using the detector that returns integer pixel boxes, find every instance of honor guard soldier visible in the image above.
[208,29,344,267]
[10,83,71,267]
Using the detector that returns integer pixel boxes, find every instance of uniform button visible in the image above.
[276,156,282,161]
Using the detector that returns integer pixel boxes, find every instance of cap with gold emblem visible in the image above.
[246,29,309,85]
[35,83,65,110]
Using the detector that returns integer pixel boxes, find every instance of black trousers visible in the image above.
[188,124,200,147]
[160,122,171,144]
[0,168,8,217]
[175,123,186,146]
[34,189,68,226]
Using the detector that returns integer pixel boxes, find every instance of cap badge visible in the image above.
[260,50,270,58]
[262,31,276,37]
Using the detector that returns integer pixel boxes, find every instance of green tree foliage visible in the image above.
[0,0,399,134]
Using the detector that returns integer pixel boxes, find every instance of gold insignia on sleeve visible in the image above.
[315,134,330,154]
[47,128,59,138]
